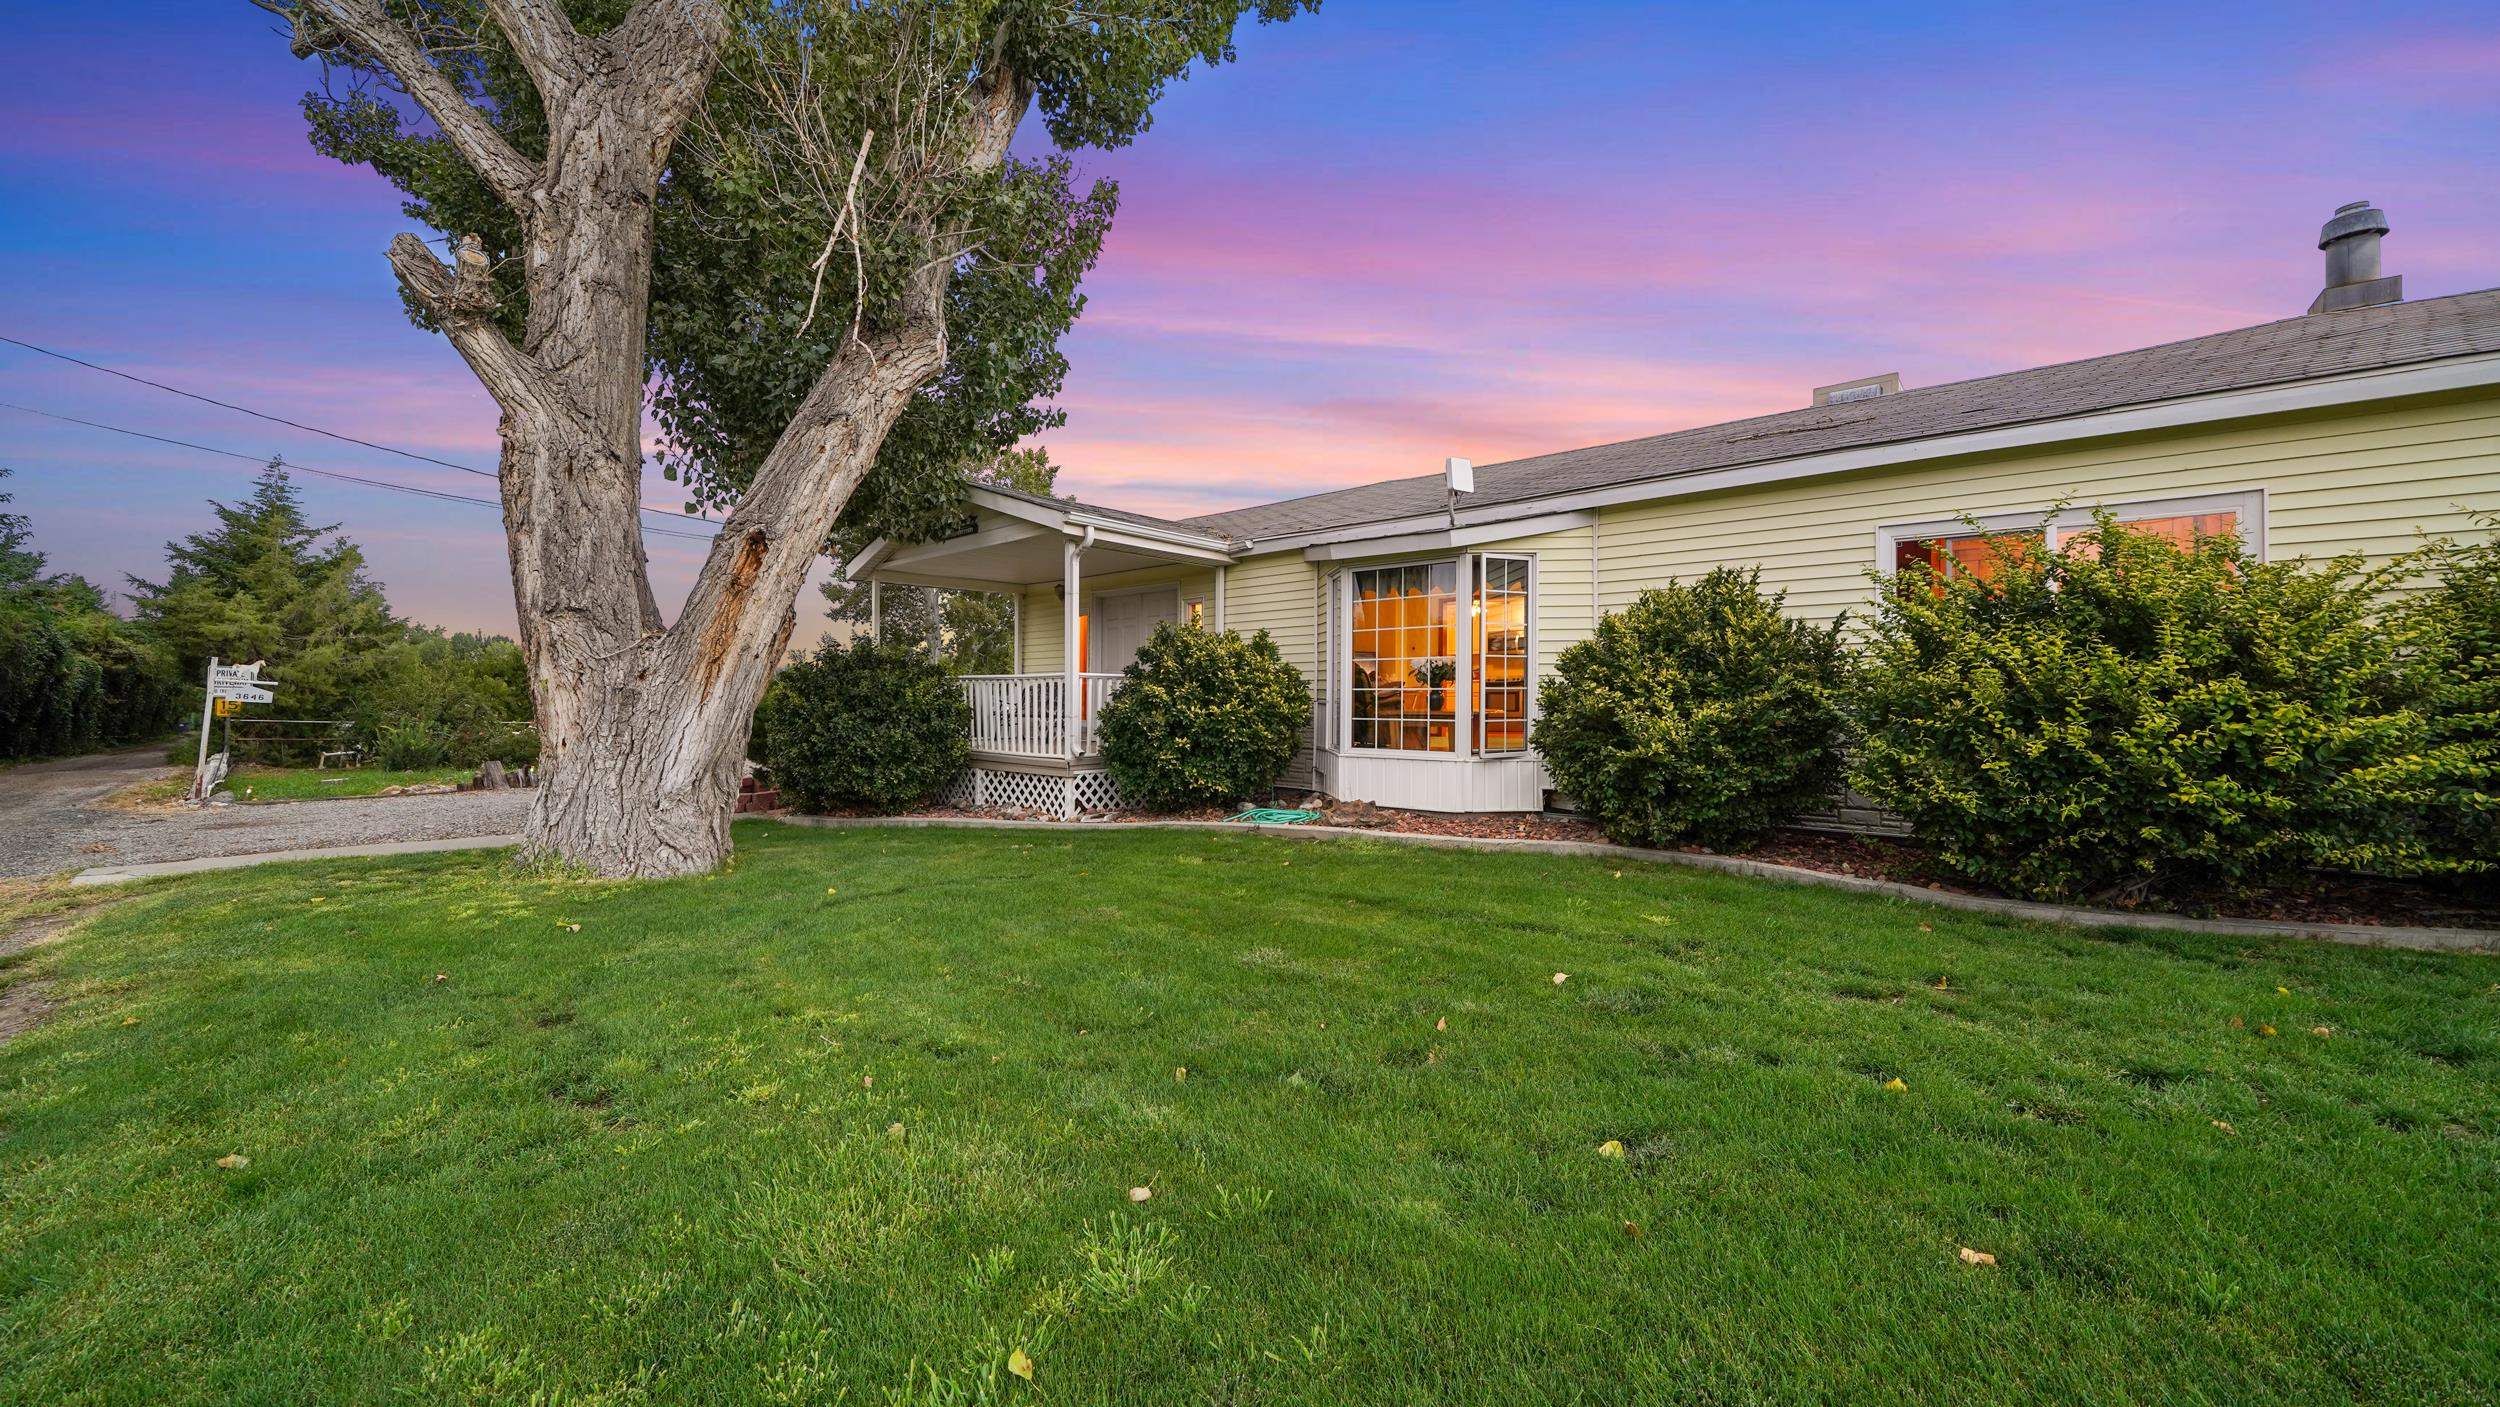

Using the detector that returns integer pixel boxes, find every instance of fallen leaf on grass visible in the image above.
[1882,1077,1909,1093]
[2276,985,2291,995]
[1957,1246,1997,1267]
[1622,1220,1642,1238]
[860,1075,874,1089]
[2311,1026,2333,1038]
[1434,1017,1447,1032]
[2211,1119,2237,1135]
[1917,923,1932,933]
[1007,1349,1034,1381]
[1128,1185,1153,1203]
[2256,1024,2277,1037]
[1174,1066,1187,1083]
[432,972,449,984]
[1552,972,1569,986]
[215,1154,249,1170]
[886,1122,906,1139]
[1597,1140,1626,1159]
[557,922,580,932]
[825,887,838,895]
[121,1015,140,1027]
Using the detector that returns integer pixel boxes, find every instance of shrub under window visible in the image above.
[1851,511,2472,904]
[1097,622,1310,811]
[2404,516,2500,874]
[756,638,970,814]
[1534,568,1848,849]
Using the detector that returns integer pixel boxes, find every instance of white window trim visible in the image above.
[1334,552,1538,762]
[1872,488,2269,573]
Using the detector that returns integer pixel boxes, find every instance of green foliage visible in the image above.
[0,469,184,759]
[2402,515,2500,870]
[756,638,971,813]
[1097,622,1310,810]
[1850,513,2475,904]
[123,463,536,766]
[1534,569,1848,849]
[296,1,1315,549]
[823,446,1055,674]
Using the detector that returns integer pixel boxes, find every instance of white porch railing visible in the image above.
[959,673,1124,759]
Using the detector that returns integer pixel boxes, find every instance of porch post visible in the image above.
[1213,564,1228,631]
[868,580,881,638]
[1010,592,1022,674]
[1063,537,1083,762]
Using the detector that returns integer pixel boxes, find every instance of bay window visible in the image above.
[1344,554,1535,756]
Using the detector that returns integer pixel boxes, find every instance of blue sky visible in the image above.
[3,0,2495,634]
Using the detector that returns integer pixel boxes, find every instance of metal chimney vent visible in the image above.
[2309,200,2401,314]
[1813,372,1901,408]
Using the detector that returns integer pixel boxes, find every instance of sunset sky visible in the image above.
[3,0,2496,636]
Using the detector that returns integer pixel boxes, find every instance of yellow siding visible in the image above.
[1592,396,2500,623]
[1219,552,1321,675]
[1014,562,1222,673]
[1470,524,1595,676]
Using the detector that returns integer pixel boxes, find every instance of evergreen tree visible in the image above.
[126,460,408,722]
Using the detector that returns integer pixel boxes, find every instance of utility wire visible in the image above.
[0,331,500,479]
[0,331,719,527]
[0,400,718,542]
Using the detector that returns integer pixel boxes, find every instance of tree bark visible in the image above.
[319,0,1024,877]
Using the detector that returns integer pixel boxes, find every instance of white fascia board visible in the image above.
[843,537,897,580]
[965,486,1072,531]
[1300,510,1597,562]
[1068,516,1234,560]
[1446,351,2500,525]
[881,520,1054,570]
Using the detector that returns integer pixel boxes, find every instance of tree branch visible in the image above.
[606,0,732,174]
[482,0,587,108]
[388,233,551,417]
[292,0,540,210]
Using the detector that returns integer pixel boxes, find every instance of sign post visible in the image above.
[193,660,274,803]
[191,657,219,802]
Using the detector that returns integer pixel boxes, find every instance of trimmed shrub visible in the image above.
[1534,568,1848,849]
[2404,517,2500,872]
[756,639,970,814]
[1097,623,1311,811]
[1850,512,2471,904]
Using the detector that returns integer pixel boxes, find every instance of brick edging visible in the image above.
[770,814,2500,955]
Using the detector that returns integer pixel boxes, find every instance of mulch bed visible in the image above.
[868,794,2500,933]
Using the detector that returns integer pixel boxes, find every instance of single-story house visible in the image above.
[847,202,2500,818]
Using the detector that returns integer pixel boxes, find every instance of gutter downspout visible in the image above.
[1064,525,1094,764]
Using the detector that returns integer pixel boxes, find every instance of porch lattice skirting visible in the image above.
[945,763,1123,819]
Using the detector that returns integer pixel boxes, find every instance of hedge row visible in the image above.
[1538,517,2497,904]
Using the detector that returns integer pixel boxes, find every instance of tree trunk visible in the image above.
[321,0,1020,878]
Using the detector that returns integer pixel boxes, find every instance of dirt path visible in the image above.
[1,745,532,880]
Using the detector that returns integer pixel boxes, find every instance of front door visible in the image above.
[1091,588,1178,676]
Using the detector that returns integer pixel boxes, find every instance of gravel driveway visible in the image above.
[1,746,531,880]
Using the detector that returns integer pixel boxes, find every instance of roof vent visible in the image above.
[1444,456,1474,495]
[2309,200,2401,314]
[1813,372,1900,407]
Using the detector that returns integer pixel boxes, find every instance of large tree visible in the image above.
[263,0,1311,875]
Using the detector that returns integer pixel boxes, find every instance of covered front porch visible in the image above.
[847,486,1236,812]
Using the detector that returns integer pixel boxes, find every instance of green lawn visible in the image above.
[2,824,2494,1405]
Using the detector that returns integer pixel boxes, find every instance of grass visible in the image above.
[1,822,2494,1405]
[116,764,471,806]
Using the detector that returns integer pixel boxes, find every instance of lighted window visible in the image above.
[1474,556,1530,754]
[1886,495,2257,593]
[1349,562,1459,752]
[1186,599,1206,628]
[1892,531,2043,591]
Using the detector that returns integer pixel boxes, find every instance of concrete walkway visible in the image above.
[70,835,520,886]
[6,745,532,882]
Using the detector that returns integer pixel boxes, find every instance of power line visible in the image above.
[0,400,719,542]
[0,331,500,479]
[0,331,720,528]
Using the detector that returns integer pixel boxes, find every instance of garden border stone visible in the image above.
[777,814,2500,955]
